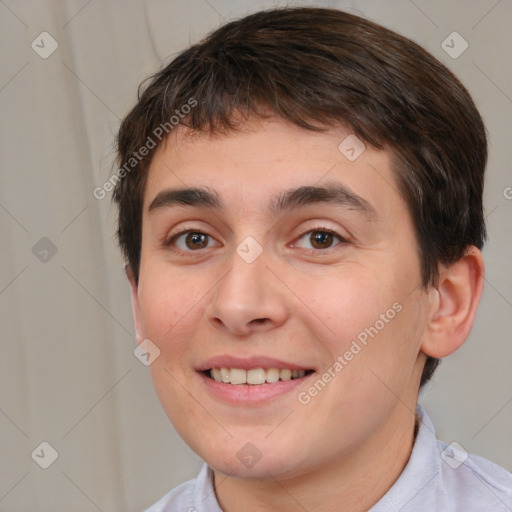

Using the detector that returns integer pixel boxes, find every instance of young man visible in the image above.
[113,7,512,511]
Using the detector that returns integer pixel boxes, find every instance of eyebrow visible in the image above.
[148,181,376,218]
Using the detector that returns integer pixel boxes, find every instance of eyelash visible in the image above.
[165,225,347,254]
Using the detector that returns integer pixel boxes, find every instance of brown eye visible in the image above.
[168,230,217,252]
[294,227,345,251]
[310,230,335,249]
[184,232,209,250]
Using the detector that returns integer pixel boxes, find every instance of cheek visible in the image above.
[316,271,423,377]
[317,274,393,340]
[137,268,205,353]
[345,292,427,399]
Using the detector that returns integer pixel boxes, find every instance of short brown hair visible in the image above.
[113,7,487,388]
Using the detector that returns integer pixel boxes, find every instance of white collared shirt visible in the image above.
[144,405,512,511]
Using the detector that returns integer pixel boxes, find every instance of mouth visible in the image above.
[204,367,315,385]
[196,357,316,404]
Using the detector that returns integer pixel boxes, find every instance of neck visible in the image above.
[213,403,419,512]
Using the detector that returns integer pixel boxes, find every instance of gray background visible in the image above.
[0,0,511,510]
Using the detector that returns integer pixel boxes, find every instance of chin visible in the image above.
[196,437,317,481]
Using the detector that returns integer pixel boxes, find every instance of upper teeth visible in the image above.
[210,368,306,385]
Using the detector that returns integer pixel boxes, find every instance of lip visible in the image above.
[198,370,315,405]
[196,355,316,405]
[196,355,313,372]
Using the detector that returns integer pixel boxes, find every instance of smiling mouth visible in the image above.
[205,367,315,385]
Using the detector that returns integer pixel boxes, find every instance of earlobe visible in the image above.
[125,264,144,344]
[421,246,485,359]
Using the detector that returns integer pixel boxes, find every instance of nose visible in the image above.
[205,247,289,337]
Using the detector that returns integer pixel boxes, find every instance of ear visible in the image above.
[421,246,485,358]
[126,264,144,344]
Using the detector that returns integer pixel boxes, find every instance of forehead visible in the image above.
[143,117,404,221]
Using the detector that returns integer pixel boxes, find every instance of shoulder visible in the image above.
[372,405,512,512]
[434,438,512,511]
[143,464,218,512]
[143,478,196,512]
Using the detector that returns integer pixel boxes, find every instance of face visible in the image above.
[130,116,432,480]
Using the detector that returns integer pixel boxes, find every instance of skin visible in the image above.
[128,115,484,512]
